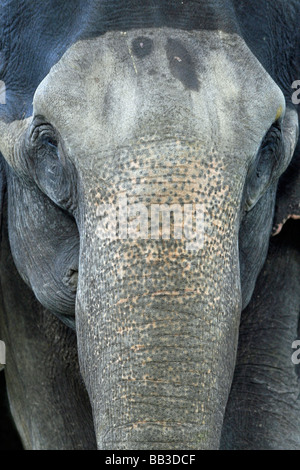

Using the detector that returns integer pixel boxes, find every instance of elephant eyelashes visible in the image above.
[41,134,58,153]
[245,122,283,211]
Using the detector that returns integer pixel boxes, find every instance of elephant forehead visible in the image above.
[33,28,284,160]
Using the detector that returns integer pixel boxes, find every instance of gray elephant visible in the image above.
[0,0,300,450]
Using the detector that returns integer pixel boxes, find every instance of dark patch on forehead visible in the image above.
[166,38,199,92]
[132,37,153,58]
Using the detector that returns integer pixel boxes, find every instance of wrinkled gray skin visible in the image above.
[0,29,299,449]
[221,220,300,450]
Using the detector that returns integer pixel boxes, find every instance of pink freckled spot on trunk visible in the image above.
[131,344,145,352]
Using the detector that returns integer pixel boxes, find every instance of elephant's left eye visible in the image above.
[245,122,283,211]
[31,123,60,159]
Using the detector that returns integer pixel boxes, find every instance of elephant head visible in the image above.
[0,25,299,449]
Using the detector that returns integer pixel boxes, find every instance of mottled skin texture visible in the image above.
[0,0,299,450]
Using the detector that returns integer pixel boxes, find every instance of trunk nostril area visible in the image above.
[63,268,78,292]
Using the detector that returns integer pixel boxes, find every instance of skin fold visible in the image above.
[0,0,299,449]
[221,220,300,449]
[0,214,95,449]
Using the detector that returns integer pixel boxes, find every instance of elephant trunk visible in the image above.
[75,144,243,449]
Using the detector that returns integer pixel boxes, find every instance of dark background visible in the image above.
[0,371,23,450]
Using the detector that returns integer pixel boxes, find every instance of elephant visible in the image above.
[0,0,299,450]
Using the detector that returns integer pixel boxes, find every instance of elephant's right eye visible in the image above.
[27,118,77,213]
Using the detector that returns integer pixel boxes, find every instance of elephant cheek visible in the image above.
[75,223,242,449]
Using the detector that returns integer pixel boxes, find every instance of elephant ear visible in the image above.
[0,117,30,245]
[0,154,6,372]
[0,154,6,243]
[272,112,300,236]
